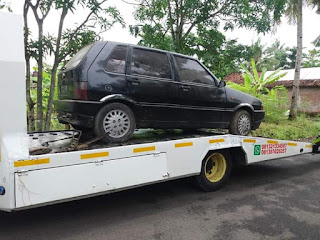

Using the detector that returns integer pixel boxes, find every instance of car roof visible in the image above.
[98,41,199,61]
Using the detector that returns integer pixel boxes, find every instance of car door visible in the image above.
[126,47,181,125]
[173,55,227,126]
[87,44,129,101]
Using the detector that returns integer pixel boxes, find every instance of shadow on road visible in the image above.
[0,155,319,239]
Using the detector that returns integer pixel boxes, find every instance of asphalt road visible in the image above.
[1,154,320,240]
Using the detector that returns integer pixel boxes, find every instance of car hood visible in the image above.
[225,87,262,108]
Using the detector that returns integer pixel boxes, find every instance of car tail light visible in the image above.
[261,104,264,110]
[74,82,88,100]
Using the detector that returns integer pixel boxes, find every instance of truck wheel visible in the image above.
[229,110,252,136]
[94,103,136,143]
[196,151,232,192]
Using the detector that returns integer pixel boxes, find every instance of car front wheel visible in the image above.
[229,110,252,136]
[94,103,136,143]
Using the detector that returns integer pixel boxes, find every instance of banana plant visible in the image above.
[240,59,287,94]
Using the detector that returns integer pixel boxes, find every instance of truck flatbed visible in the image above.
[0,13,318,212]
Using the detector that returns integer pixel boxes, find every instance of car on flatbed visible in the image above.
[55,41,265,143]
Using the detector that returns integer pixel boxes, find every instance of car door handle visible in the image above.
[127,78,140,85]
[179,85,191,91]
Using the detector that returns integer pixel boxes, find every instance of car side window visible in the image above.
[105,46,127,74]
[174,56,216,85]
[131,48,172,79]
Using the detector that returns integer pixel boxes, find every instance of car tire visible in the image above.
[196,150,232,192]
[94,103,136,143]
[229,110,252,136]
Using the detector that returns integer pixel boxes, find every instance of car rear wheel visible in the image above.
[94,103,136,143]
[196,151,232,191]
[229,110,252,136]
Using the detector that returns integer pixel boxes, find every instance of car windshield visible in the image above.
[65,44,94,69]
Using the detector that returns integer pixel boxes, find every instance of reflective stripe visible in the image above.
[133,146,156,153]
[209,139,225,144]
[14,158,50,167]
[267,140,278,144]
[243,139,256,143]
[306,145,313,149]
[175,142,193,148]
[81,151,109,160]
[287,142,297,147]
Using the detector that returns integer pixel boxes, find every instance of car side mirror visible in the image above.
[218,80,226,88]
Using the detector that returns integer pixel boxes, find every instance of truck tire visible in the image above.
[229,110,252,136]
[94,103,136,143]
[196,150,232,192]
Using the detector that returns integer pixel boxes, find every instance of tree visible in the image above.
[24,1,36,131]
[44,0,124,130]
[285,47,297,69]
[313,35,320,47]
[303,49,320,67]
[264,40,289,70]
[286,0,303,120]
[239,59,287,94]
[26,0,53,131]
[129,0,287,54]
[286,0,320,119]
[0,0,12,11]
[312,0,320,13]
[24,0,124,131]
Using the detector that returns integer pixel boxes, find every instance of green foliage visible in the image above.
[30,64,63,128]
[227,81,289,124]
[0,0,12,12]
[130,0,287,79]
[303,48,320,67]
[252,115,320,140]
[242,39,297,71]
[239,59,287,94]
[313,35,320,47]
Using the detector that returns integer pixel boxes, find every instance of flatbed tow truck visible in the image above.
[0,12,319,212]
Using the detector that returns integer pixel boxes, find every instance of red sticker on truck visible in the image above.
[254,144,287,155]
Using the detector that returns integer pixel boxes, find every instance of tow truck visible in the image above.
[0,12,319,212]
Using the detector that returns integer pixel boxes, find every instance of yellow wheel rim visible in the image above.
[204,153,227,183]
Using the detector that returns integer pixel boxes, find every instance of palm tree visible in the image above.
[313,35,320,47]
[286,0,304,120]
[287,0,320,120]
[312,0,320,13]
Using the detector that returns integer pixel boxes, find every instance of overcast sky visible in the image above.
[8,0,320,51]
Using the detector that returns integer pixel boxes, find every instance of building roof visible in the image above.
[264,67,320,81]
[224,67,320,88]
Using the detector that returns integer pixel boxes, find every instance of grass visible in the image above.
[252,115,320,141]
[49,111,320,142]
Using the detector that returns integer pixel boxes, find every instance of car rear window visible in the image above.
[174,56,216,85]
[65,44,94,69]
[130,48,172,79]
[105,46,127,74]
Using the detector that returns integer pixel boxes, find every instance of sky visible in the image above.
[7,0,320,52]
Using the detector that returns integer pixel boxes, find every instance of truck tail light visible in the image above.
[74,82,88,100]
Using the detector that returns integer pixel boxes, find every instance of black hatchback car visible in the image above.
[56,41,265,143]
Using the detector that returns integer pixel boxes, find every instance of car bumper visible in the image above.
[55,100,102,128]
[252,110,265,130]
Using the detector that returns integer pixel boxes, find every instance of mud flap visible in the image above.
[312,136,320,153]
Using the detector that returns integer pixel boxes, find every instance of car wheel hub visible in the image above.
[103,109,130,138]
[238,114,251,135]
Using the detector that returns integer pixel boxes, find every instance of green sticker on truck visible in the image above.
[254,145,261,155]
